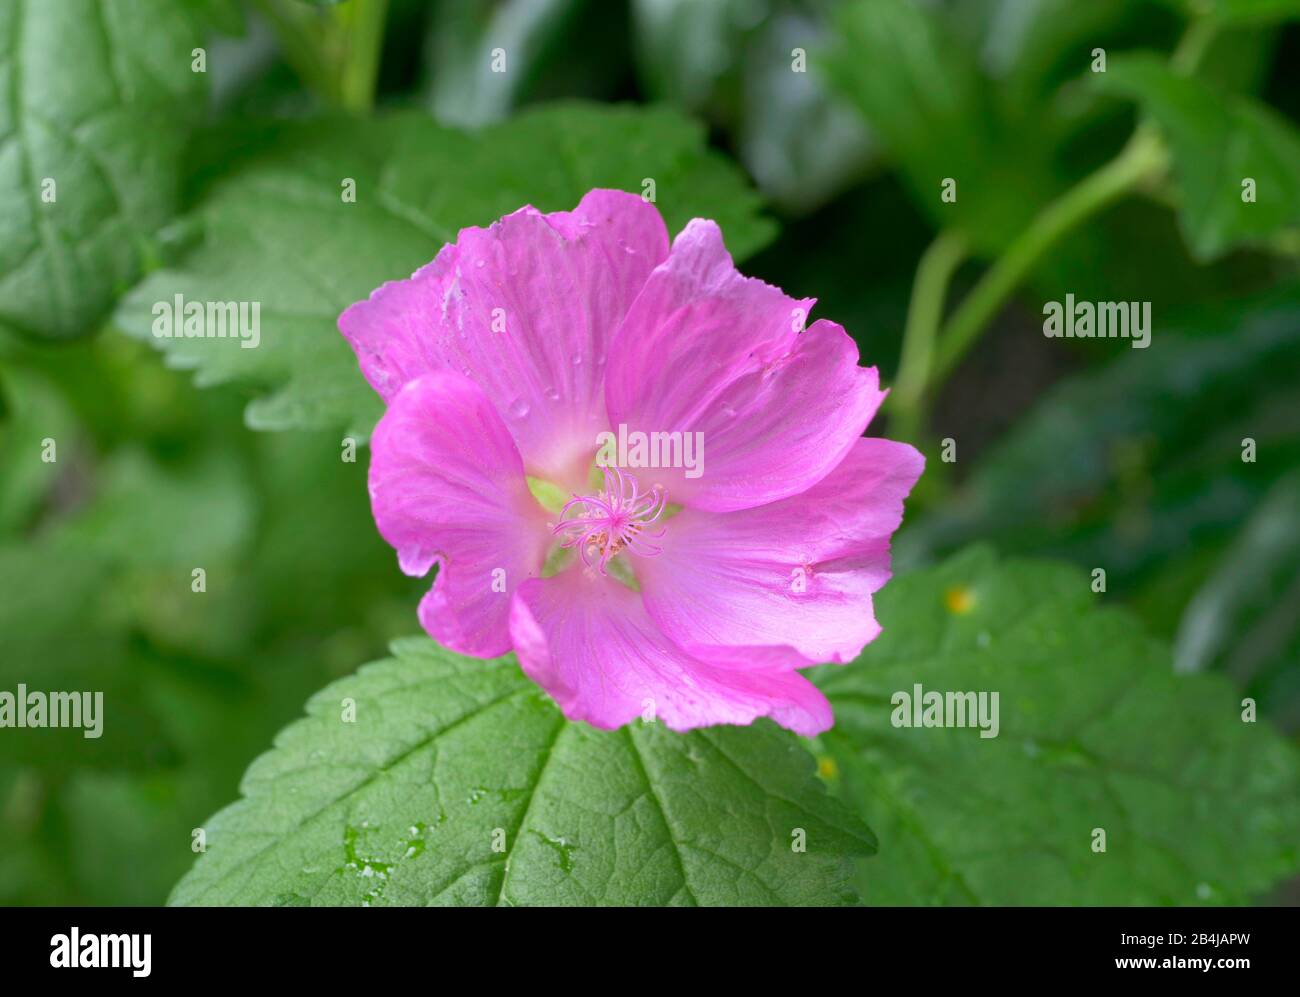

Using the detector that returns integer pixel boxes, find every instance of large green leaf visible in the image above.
[112,103,774,438]
[0,0,235,340]
[814,547,1300,905]
[1097,55,1300,259]
[171,638,874,906]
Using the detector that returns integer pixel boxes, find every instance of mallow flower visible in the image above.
[339,190,922,736]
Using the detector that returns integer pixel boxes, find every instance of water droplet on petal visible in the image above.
[510,398,530,418]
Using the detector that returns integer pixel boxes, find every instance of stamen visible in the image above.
[551,466,667,575]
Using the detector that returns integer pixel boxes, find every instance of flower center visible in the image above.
[551,465,667,575]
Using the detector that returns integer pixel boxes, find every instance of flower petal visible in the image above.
[637,438,925,664]
[509,569,833,736]
[341,189,669,487]
[369,371,549,657]
[604,219,883,511]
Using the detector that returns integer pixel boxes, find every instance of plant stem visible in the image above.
[890,230,968,441]
[888,16,1216,432]
[928,125,1166,391]
[335,0,389,113]
[255,0,388,113]
[255,0,335,100]
[1171,15,1218,75]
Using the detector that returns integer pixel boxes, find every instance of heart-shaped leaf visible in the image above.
[171,638,874,906]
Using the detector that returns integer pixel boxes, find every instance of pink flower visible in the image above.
[339,190,922,736]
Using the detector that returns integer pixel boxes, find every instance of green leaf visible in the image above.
[1172,0,1300,25]
[631,0,737,110]
[0,342,417,904]
[903,287,1300,597]
[112,103,775,437]
[0,547,170,775]
[171,637,874,906]
[0,368,79,532]
[1175,470,1300,729]
[738,10,876,213]
[1096,55,1300,259]
[188,0,246,35]
[631,1,876,213]
[814,547,1300,905]
[634,0,878,214]
[0,439,256,776]
[820,0,1060,253]
[423,0,586,126]
[626,0,880,212]
[0,0,234,340]
[54,449,253,568]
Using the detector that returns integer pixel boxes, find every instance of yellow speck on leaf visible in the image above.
[817,756,838,780]
[944,585,975,615]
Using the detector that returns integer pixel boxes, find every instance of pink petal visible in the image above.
[340,189,669,488]
[509,569,834,736]
[636,438,925,664]
[604,219,885,512]
[369,371,550,657]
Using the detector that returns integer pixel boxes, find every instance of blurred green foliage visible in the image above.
[0,334,422,902]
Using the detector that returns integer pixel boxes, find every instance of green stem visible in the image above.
[890,16,1216,429]
[255,0,388,113]
[1170,15,1218,75]
[255,0,335,100]
[929,126,1166,390]
[335,0,389,113]
[890,230,968,441]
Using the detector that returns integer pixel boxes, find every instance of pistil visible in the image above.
[551,465,667,574]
